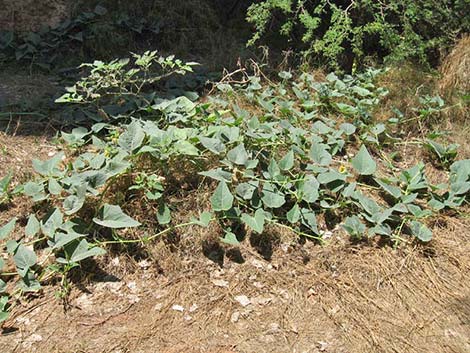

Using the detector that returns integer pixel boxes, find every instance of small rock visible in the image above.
[138,259,150,270]
[280,243,290,253]
[111,257,120,267]
[15,317,31,325]
[251,259,265,269]
[234,295,251,307]
[107,281,123,294]
[230,311,240,323]
[153,303,163,311]
[127,281,138,293]
[76,294,93,309]
[253,296,273,306]
[212,279,229,288]
[268,323,281,333]
[172,304,185,312]
[317,341,328,351]
[127,294,140,304]
[189,303,198,312]
[184,314,192,321]
[22,334,43,348]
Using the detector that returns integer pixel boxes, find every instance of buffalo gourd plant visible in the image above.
[1,53,469,322]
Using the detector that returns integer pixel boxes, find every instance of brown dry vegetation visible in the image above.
[439,35,470,96]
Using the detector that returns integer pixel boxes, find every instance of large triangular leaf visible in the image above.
[261,182,285,209]
[241,209,265,234]
[279,150,294,171]
[199,137,225,154]
[287,204,300,224]
[210,181,234,211]
[32,153,64,177]
[13,244,37,275]
[93,204,141,228]
[227,144,249,166]
[25,215,40,237]
[0,218,16,240]
[118,120,145,152]
[310,143,332,166]
[410,221,432,242]
[352,145,376,175]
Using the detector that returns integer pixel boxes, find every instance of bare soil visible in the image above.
[0,0,69,32]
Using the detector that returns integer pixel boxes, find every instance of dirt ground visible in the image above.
[0,0,69,32]
[0,128,469,353]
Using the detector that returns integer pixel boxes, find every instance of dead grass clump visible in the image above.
[439,35,470,96]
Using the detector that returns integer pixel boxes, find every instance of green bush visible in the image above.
[247,0,470,70]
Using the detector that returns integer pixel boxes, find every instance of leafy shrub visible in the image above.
[246,0,470,70]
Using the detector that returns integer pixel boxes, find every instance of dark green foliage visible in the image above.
[247,0,470,70]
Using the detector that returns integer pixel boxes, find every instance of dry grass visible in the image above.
[0,213,469,353]
[439,35,470,96]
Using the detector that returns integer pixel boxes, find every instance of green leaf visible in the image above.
[235,181,258,200]
[118,120,145,152]
[279,150,294,171]
[317,170,347,185]
[200,168,232,183]
[13,244,37,274]
[300,208,318,234]
[0,280,5,293]
[227,144,249,166]
[173,140,199,156]
[48,179,62,195]
[352,145,376,175]
[375,178,402,199]
[241,209,265,234]
[17,272,41,292]
[410,221,432,242]
[299,176,319,203]
[342,216,366,238]
[340,123,356,135]
[23,181,47,202]
[192,211,212,227]
[0,218,16,240]
[63,193,85,216]
[261,182,285,209]
[210,181,234,211]
[310,143,332,166]
[0,296,9,322]
[220,230,240,246]
[41,208,63,238]
[199,137,225,154]
[32,152,64,177]
[52,231,86,250]
[25,215,40,237]
[0,172,12,202]
[93,204,141,228]
[157,203,171,225]
[267,159,281,179]
[59,239,106,264]
[287,204,300,224]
